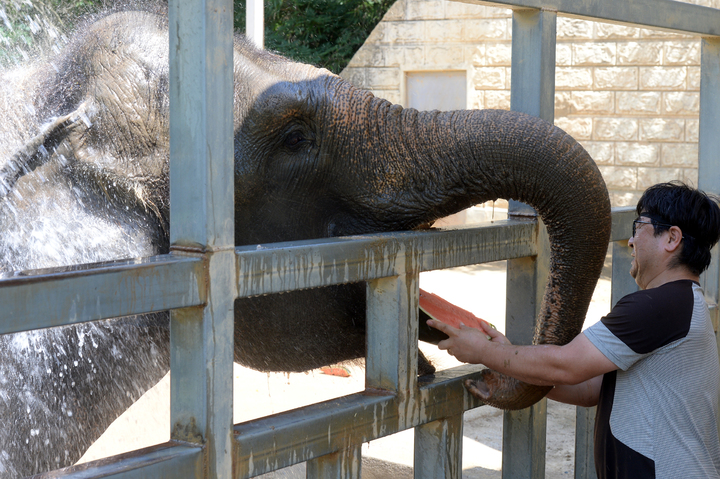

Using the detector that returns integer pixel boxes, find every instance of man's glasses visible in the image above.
[632,217,693,241]
[632,218,673,237]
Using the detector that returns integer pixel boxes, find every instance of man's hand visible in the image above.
[427,319,510,364]
[429,316,617,407]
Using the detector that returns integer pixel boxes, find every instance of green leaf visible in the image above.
[234,0,393,73]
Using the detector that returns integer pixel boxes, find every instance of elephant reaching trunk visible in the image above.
[316,91,611,408]
[0,9,610,475]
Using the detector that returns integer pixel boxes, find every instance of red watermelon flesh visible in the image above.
[419,289,493,332]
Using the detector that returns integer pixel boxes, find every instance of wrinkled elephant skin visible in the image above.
[0,9,611,477]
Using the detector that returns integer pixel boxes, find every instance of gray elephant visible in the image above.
[0,8,611,477]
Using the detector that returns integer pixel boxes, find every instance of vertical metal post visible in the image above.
[366,270,425,477]
[505,8,556,479]
[246,0,264,49]
[574,407,597,479]
[611,241,637,308]
[306,446,362,478]
[571,240,638,479]
[574,239,638,479]
[698,38,720,319]
[510,9,557,126]
[168,0,235,477]
[365,272,419,399]
[415,414,464,479]
[699,36,720,439]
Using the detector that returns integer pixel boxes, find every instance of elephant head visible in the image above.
[228,31,611,408]
[0,11,610,475]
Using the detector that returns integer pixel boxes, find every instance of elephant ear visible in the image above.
[0,103,90,201]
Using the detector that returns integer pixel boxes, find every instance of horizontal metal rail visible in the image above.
[0,255,204,335]
[236,219,537,298]
[35,442,203,479]
[0,209,636,336]
[461,0,720,37]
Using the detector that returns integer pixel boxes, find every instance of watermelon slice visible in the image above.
[320,366,352,378]
[419,289,493,332]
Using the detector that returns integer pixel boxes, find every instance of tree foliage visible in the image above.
[0,0,103,66]
[234,0,393,73]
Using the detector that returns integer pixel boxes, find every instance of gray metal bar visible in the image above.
[575,211,622,479]
[611,241,638,308]
[609,208,638,308]
[510,9,556,124]
[456,0,720,37]
[414,415,464,479]
[504,8,556,478]
[365,271,419,479]
[366,273,419,396]
[571,213,636,479]
[0,255,203,335]
[698,34,720,443]
[699,37,720,324]
[168,0,235,250]
[168,0,236,477]
[507,8,556,216]
[306,446,362,479]
[36,442,202,478]
[503,247,549,479]
[609,211,638,310]
[168,254,235,467]
[0,209,632,336]
[609,207,635,243]
[236,221,537,298]
[574,407,597,479]
[232,365,484,478]
[503,401,547,478]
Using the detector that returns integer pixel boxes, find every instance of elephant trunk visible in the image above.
[347,95,611,409]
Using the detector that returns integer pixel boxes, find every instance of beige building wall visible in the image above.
[340,0,717,207]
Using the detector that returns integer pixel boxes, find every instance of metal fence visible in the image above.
[1,0,719,477]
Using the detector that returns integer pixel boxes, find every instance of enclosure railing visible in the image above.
[0,0,718,478]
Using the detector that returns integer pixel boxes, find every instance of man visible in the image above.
[428,181,720,478]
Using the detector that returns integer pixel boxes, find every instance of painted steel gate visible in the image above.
[1,0,719,477]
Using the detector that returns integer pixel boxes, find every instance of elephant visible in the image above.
[0,8,611,477]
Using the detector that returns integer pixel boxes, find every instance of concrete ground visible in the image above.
[77,253,613,478]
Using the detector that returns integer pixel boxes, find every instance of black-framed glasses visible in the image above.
[632,218,673,237]
[632,217,693,241]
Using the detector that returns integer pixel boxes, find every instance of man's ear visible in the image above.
[664,226,684,253]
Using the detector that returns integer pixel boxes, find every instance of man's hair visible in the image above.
[637,181,720,275]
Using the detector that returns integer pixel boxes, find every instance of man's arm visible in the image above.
[427,319,616,405]
[547,376,604,407]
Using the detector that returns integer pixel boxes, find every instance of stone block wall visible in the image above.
[340,0,717,206]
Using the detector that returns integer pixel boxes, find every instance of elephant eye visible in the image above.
[284,130,307,150]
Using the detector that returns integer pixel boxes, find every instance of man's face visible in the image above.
[628,215,667,289]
